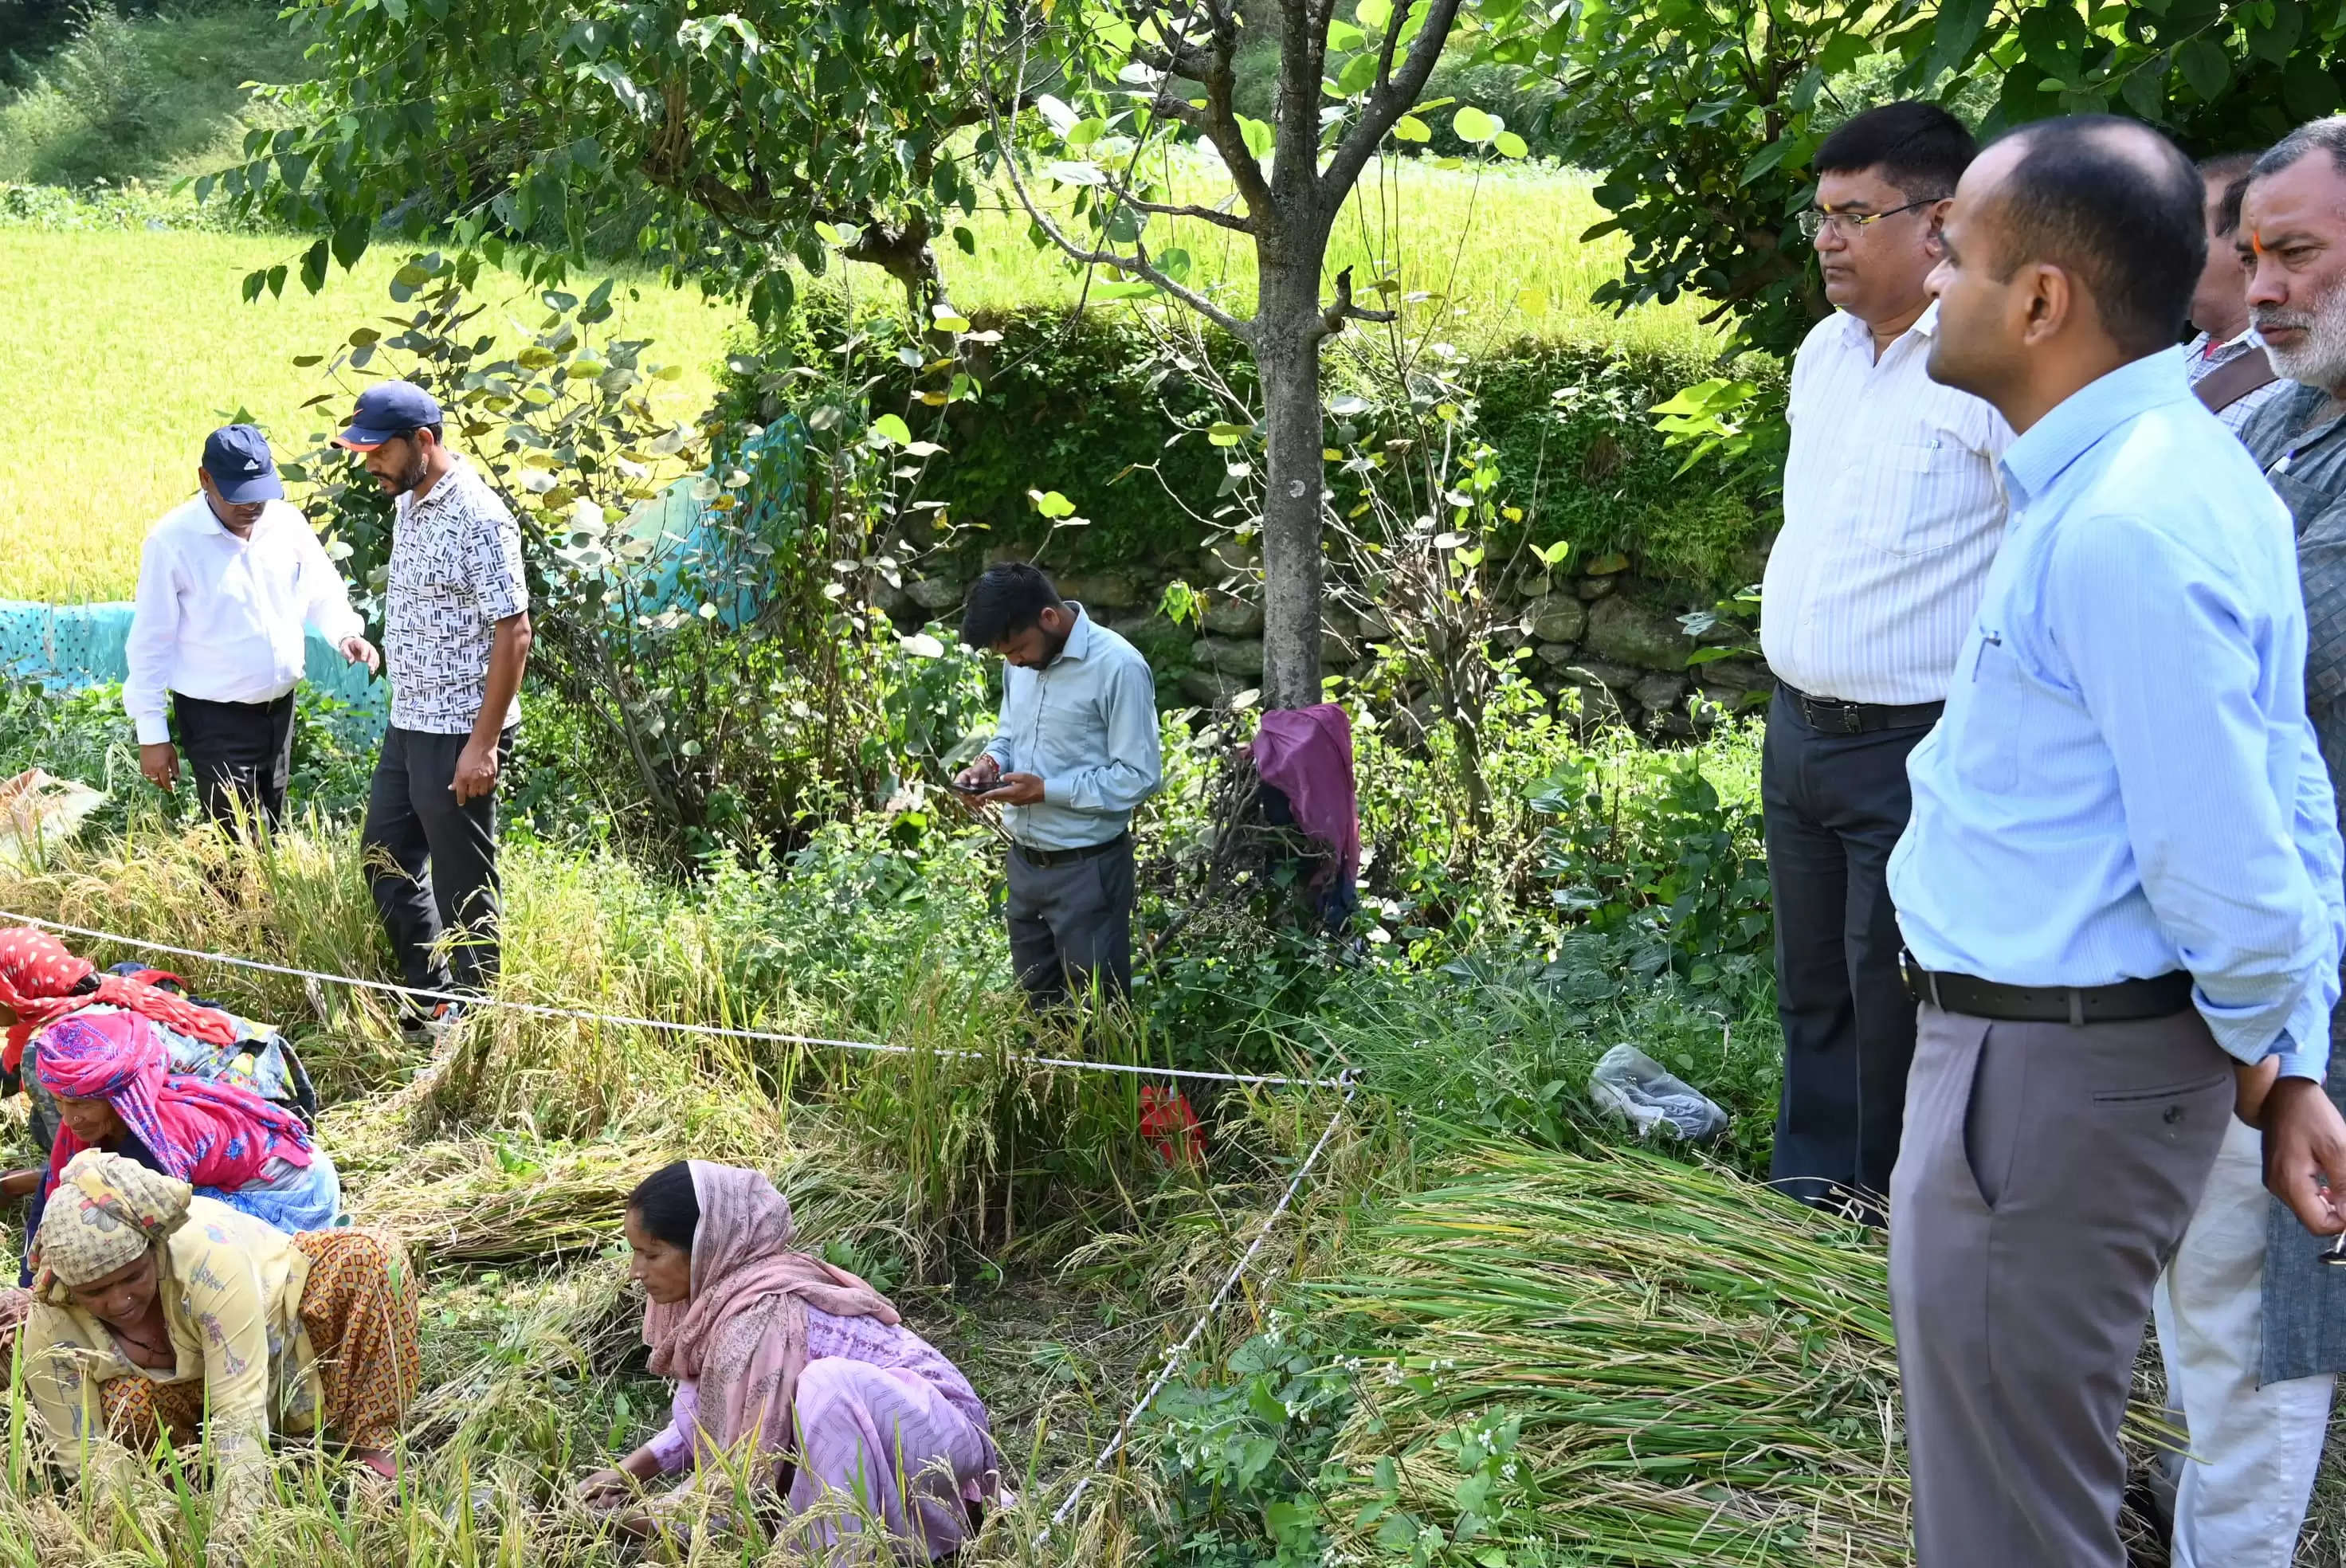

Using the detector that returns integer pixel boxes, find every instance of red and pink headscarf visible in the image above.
[0,926,238,1074]
[35,1010,312,1192]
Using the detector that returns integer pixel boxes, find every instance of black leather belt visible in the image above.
[1781,684,1944,735]
[1901,952,2193,1026]
[1012,833,1129,869]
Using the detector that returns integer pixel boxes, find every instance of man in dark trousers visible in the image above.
[333,382,532,1035]
[1760,102,2011,1220]
[123,425,379,829]
[953,563,1160,1008]
[1888,114,2346,1567]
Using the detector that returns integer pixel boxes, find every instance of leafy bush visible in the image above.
[1528,743,1771,992]
[1141,1320,1360,1568]
[0,676,379,829]
[277,254,1005,864]
[742,302,1784,597]
[0,0,309,185]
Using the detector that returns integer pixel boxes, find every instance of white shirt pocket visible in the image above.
[1853,429,1988,559]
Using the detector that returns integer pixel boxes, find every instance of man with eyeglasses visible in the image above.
[1760,100,2014,1224]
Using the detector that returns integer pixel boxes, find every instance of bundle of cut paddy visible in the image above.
[1319,1144,1909,1565]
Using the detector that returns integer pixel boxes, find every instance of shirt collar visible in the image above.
[198,494,276,543]
[405,455,473,514]
[1054,603,1094,664]
[2000,347,2191,508]
[1836,300,1940,351]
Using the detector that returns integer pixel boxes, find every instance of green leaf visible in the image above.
[1328,18,1364,49]
[1355,0,1391,29]
[299,237,328,294]
[1156,246,1192,281]
[1494,131,1528,159]
[1336,51,1379,95]
[1816,31,1867,76]
[871,414,912,446]
[1924,0,1996,82]
[1391,114,1431,143]
[2120,60,2166,120]
[2249,0,2303,65]
[2285,53,2343,120]
[953,225,977,255]
[1207,421,1252,446]
[1093,280,1155,299]
[2177,37,2229,100]
[1452,104,1497,144]
[1238,116,1274,160]
[1030,488,1077,517]
[1740,137,1796,186]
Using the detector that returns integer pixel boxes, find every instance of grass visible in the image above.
[0,229,742,603]
[0,0,312,186]
[923,160,1720,361]
[3,158,1714,606]
[0,808,1358,1564]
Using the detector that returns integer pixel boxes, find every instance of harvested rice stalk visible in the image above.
[1317,1145,1903,1565]
[331,1090,934,1279]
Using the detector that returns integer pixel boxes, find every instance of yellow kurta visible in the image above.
[20,1195,325,1507]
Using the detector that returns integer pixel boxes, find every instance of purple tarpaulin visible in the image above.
[1251,704,1361,889]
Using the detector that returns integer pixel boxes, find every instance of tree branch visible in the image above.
[1317,265,1395,337]
[1144,0,1273,221]
[1321,0,1466,200]
[978,24,1252,338]
[1109,183,1257,233]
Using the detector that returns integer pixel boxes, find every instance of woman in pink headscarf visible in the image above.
[576,1161,999,1558]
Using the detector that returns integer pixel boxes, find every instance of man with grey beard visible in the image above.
[2158,117,2346,1567]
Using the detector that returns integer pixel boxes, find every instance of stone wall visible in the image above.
[874,543,1775,735]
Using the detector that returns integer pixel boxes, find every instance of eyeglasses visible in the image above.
[1797,198,1941,240]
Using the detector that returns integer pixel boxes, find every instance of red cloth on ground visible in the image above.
[1250,704,1362,888]
[0,926,237,1074]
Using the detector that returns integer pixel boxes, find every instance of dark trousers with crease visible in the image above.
[1761,686,1935,1214]
[1006,836,1135,1009]
[173,691,295,831]
[1891,1003,2231,1565]
[361,724,514,1005]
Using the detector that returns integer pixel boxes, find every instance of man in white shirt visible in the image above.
[2183,151,2287,433]
[1760,102,2014,1221]
[123,425,379,831]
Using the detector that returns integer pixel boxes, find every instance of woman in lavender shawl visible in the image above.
[577,1161,1000,1557]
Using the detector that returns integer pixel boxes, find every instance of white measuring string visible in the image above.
[0,909,1350,1092]
[1047,1067,1361,1531]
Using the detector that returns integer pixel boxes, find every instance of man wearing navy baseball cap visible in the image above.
[123,425,379,830]
[333,381,533,1035]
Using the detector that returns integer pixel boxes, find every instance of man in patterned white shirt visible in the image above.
[333,382,533,1034]
[2183,151,2286,433]
[1760,102,2014,1221]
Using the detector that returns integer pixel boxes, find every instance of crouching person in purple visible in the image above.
[576,1162,1001,1558]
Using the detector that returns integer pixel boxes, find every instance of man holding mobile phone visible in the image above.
[954,563,1161,1009]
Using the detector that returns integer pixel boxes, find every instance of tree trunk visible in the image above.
[1256,253,1328,711]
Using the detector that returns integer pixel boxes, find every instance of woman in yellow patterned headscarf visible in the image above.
[2,1149,422,1519]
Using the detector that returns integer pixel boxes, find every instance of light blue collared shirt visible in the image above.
[1889,348,2346,1082]
[982,605,1163,850]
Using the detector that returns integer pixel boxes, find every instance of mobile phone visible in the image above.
[947,777,991,795]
